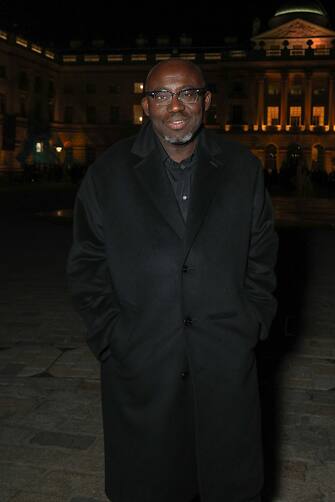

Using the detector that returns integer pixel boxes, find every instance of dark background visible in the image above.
[1,0,335,48]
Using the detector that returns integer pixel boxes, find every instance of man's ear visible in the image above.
[204,91,212,112]
[141,96,149,117]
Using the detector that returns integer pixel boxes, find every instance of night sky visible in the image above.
[1,0,335,49]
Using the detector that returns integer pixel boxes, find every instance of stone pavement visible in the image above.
[1,203,335,502]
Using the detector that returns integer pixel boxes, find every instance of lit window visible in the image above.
[204,53,221,61]
[134,82,144,94]
[155,54,171,61]
[84,55,100,62]
[45,50,55,60]
[16,37,28,48]
[133,105,143,125]
[36,142,43,153]
[108,54,123,62]
[63,55,77,63]
[289,106,301,126]
[267,107,279,125]
[31,44,42,54]
[312,106,325,126]
[131,54,147,62]
[179,53,196,60]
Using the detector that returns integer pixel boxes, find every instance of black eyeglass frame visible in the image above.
[143,87,208,104]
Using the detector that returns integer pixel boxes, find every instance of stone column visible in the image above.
[328,73,335,130]
[280,73,288,130]
[257,75,265,129]
[304,72,312,130]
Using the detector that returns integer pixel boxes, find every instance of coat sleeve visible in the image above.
[66,168,121,361]
[244,162,278,340]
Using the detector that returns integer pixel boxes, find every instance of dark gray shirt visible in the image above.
[158,141,198,222]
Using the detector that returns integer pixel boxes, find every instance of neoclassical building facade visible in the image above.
[0,0,335,175]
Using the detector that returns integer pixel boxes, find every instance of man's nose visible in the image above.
[167,94,185,112]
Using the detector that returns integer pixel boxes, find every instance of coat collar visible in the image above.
[131,121,226,260]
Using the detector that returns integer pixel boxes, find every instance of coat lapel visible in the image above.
[130,122,226,248]
[183,144,224,261]
[132,148,186,240]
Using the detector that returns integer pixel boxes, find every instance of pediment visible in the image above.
[252,18,335,40]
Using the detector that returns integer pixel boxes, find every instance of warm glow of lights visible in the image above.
[108,54,123,62]
[134,82,144,94]
[286,125,290,131]
[133,104,143,125]
[45,50,55,60]
[312,106,325,126]
[261,125,267,131]
[204,53,221,60]
[63,55,77,63]
[224,124,231,132]
[36,142,43,153]
[253,125,258,131]
[0,31,8,40]
[179,53,196,60]
[229,50,246,58]
[243,125,249,132]
[155,54,171,61]
[31,44,42,54]
[289,107,302,126]
[267,106,279,126]
[84,55,100,62]
[325,125,329,131]
[275,7,325,16]
[131,54,147,61]
[16,37,28,48]
[56,146,63,153]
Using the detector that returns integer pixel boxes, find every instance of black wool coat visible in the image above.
[67,122,278,502]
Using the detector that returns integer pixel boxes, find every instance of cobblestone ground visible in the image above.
[1,202,334,502]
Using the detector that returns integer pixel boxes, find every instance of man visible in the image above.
[67,59,278,502]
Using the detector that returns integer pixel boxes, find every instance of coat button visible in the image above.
[180,370,189,379]
[184,317,193,326]
[182,265,189,273]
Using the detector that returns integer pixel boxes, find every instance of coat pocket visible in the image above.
[107,302,139,363]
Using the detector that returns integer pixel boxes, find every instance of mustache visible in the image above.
[167,114,188,120]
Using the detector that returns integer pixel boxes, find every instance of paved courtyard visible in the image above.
[0,190,335,501]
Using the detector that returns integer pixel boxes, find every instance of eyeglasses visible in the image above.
[144,87,207,106]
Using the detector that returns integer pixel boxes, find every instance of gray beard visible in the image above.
[163,132,193,145]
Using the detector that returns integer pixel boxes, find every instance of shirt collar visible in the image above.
[155,133,199,171]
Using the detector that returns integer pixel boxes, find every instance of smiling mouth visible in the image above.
[166,120,187,130]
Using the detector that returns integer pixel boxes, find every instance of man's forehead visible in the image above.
[146,61,204,89]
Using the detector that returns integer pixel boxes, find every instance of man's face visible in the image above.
[141,62,211,146]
